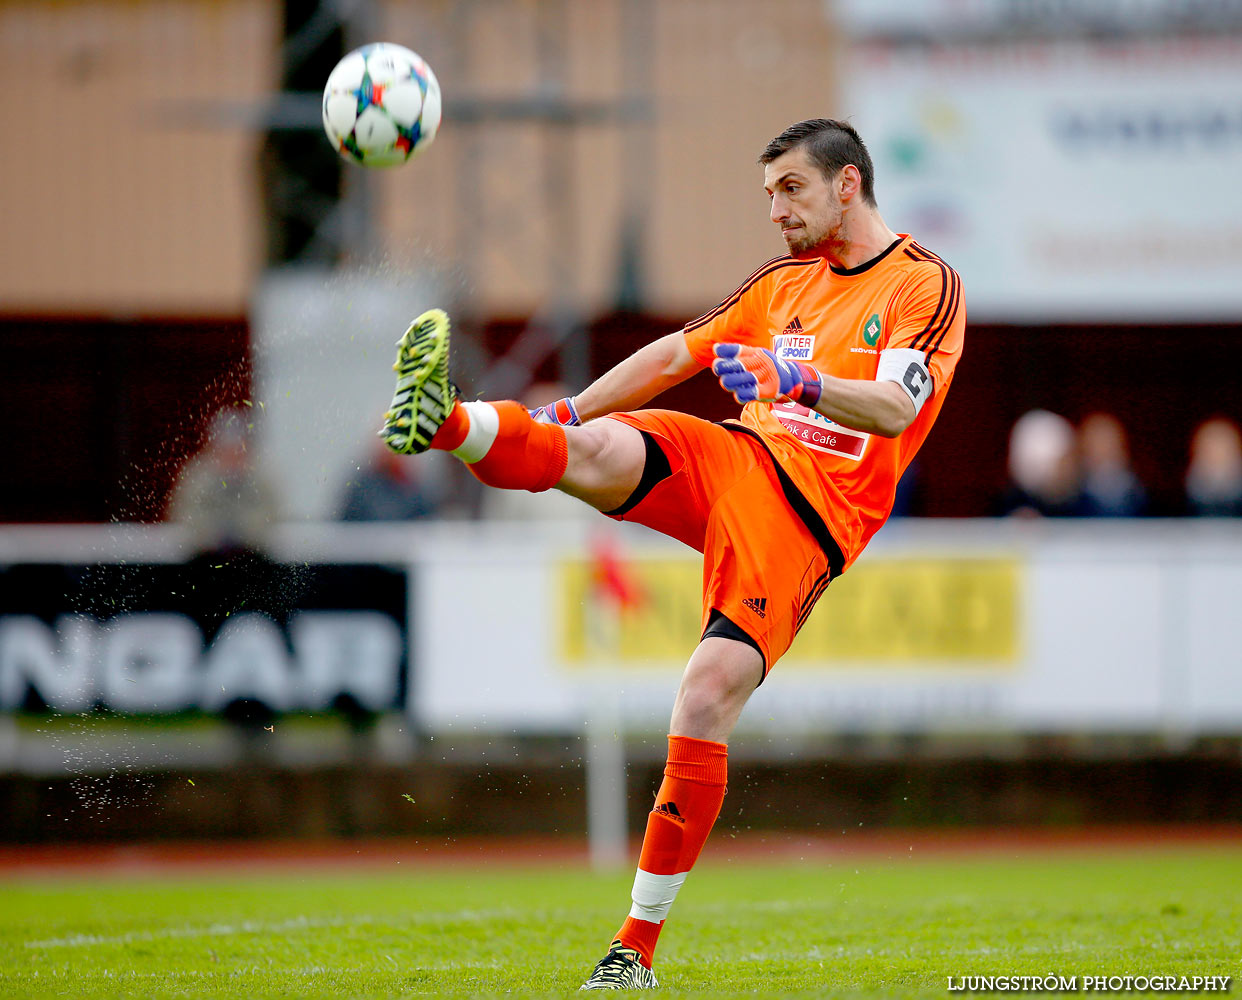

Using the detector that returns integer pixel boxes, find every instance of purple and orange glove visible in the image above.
[530,396,582,426]
[712,343,823,407]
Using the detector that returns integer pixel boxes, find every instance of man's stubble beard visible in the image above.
[785,205,844,259]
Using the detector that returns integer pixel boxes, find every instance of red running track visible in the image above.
[2,825,1241,878]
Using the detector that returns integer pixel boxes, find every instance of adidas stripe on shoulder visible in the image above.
[902,243,962,360]
[685,256,817,333]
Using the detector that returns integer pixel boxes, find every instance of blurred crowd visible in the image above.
[994,411,1242,519]
[165,401,1242,545]
[164,385,588,554]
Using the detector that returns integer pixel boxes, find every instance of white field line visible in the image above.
[14,962,508,978]
[25,908,521,950]
[686,899,831,915]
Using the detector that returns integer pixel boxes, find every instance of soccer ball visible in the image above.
[322,43,441,167]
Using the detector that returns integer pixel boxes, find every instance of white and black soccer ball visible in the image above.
[322,43,441,167]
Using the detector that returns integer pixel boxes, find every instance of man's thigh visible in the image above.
[600,410,764,551]
[604,410,832,674]
[703,468,832,676]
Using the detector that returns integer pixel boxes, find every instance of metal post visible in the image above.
[585,680,629,870]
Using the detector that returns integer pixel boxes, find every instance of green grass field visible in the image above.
[3,843,1240,998]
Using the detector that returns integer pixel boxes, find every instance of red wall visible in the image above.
[499,314,1242,517]
[0,317,250,523]
[2,314,1238,522]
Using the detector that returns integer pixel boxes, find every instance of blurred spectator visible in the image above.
[890,459,922,517]
[1185,417,1242,517]
[480,382,597,522]
[1077,412,1147,517]
[167,405,281,554]
[338,438,446,521]
[994,409,1085,518]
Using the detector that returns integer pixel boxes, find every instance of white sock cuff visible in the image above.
[451,401,501,464]
[628,868,689,923]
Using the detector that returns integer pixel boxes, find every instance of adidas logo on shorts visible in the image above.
[742,597,767,618]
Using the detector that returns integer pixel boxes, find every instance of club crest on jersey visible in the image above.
[773,318,815,361]
[862,313,882,346]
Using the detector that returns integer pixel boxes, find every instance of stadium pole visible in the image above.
[583,577,630,870]
[584,688,629,870]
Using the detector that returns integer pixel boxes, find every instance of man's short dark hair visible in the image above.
[760,119,877,206]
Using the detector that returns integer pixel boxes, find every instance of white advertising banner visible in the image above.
[841,37,1242,320]
[413,520,1242,736]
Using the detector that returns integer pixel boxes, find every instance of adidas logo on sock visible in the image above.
[781,316,803,336]
[742,597,767,618]
[653,801,685,824]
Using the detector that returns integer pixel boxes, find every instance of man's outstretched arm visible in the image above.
[801,374,915,438]
[711,343,918,438]
[543,332,703,424]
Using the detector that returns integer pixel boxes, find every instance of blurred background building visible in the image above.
[1,0,1241,846]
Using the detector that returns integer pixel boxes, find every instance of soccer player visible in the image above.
[381,119,964,989]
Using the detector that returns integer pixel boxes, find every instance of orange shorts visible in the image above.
[603,409,836,675]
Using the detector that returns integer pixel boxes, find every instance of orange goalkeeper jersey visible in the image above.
[682,234,965,569]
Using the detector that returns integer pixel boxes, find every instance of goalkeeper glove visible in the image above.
[712,343,823,407]
[530,396,582,426]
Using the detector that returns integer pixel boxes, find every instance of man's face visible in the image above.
[763,147,842,257]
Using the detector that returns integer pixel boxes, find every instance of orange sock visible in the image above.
[428,401,470,451]
[614,735,728,968]
[431,400,568,493]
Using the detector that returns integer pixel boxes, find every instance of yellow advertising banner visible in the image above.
[560,555,1020,667]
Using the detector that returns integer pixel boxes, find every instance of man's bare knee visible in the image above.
[669,638,763,742]
[564,421,612,468]
[559,420,646,511]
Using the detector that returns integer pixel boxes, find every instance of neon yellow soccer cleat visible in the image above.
[380,308,457,455]
[579,941,659,990]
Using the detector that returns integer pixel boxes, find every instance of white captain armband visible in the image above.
[876,348,933,416]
